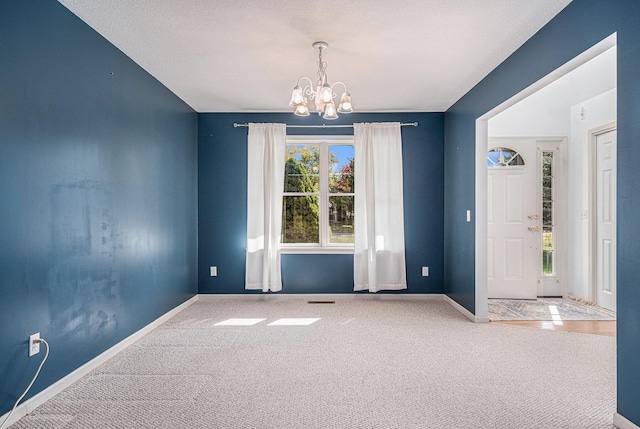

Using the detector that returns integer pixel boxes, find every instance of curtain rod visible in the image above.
[233,122,418,129]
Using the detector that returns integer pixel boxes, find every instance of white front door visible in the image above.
[595,129,617,311]
[487,142,539,299]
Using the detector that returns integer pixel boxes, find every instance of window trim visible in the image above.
[281,135,355,254]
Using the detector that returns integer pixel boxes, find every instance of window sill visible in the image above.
[280,247,354,255]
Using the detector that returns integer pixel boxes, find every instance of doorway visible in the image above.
[474,34,617,321]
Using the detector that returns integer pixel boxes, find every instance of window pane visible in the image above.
[543,231,553,250]
[543,250,553,275]
[487,147,524,167]
[285,145,319,192]
[329,196,354,244]
[542,152,553,177]
[542,202,552,226]
[541,151,554,276]
[542,177,552,201]
[329,145,354,193]
[282,196,319,243]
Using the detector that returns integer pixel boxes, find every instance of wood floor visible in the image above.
[493,320,616,337]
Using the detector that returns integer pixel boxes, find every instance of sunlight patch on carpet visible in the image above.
[214,318,266,326]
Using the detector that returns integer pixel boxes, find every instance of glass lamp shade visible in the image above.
[319,83,333,103]
[289,86,304,107]
[294,99,310,116]
[323,101,338,120]
[314,84,327,110]
[337,92,353,113]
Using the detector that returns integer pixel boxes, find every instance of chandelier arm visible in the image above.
[296,76,314,88]
[295,76,317,99]
[330,81,348,99]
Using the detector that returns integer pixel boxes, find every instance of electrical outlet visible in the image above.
[210,266,217,277]
[422,267,429,277]
[29,332,40,357]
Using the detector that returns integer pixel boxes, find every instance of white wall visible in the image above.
[488,88,571,137]
[567,89,616,300]
[489,46,616,138]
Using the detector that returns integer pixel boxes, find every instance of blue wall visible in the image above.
[198,112,444,294]
[0,1,198,415]
[443,0,640,424]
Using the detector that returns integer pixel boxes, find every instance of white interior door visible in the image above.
[487,141,538,299]
[595,129,616,311]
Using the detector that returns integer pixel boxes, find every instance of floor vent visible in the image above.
[307,300,335,304]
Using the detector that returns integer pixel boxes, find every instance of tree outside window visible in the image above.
[281,140,354,247]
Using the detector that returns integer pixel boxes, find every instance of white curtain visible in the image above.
[353,122,407,292]
[245,123,286,292]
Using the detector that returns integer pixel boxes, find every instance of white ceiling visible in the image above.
[58,0,572,113]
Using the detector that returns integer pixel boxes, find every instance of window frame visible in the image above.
[281,135,355,254]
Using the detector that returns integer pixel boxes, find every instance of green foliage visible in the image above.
[331,158,354,193]
[285,145,320,191]
[282,157,319,243]
[329,158,354,238]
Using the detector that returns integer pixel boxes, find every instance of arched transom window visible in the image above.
[487,147,525,167]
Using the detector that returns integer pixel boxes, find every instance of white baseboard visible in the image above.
[614,413,640,429]
[0,295,199,428]
[443,295,490,323]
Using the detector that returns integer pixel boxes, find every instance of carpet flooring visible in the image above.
[488,298,616,321]
[12,298,616,428]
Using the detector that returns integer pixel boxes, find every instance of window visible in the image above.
[282,136,354,252]
[487,147,525,167]
[542,150,554,275]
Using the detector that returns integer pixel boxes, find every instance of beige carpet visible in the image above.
[12,298,616,428]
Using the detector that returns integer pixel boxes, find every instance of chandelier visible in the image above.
[288,41,353,119]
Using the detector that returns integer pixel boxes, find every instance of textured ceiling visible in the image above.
[58,0,572,113]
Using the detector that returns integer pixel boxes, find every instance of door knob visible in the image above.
[528,214,539,220]
[528,226,540,232]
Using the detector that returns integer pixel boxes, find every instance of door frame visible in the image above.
[473,34,617,321]
[588,123,617,304]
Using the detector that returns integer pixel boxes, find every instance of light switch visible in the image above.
[466,210,471,222]
[422,267,429,277]
[210,266,217,277]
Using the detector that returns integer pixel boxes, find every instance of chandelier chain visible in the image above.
[317,48,327,83]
